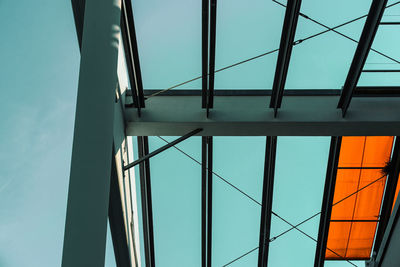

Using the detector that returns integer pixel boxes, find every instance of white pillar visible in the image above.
[62,0,121,266]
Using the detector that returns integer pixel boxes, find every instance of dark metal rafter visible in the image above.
[137,137,155,267]
[338,0,389,117]
[201,0,217,116]
[208,0,217,115]
[269,0,302,117]
[373,137,400,256]
[202,0,209,108]
[258,136,277,267]
[122,0,145,113]
[314,137,342,267]
[202,137,213,267]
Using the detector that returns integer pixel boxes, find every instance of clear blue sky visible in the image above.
[1,0,399,266]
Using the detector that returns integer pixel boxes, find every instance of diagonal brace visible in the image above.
[123,128,202,170]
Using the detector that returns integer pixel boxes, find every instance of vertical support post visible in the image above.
[62,0,121,266]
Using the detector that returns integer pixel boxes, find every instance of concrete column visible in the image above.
[62,0,121,266]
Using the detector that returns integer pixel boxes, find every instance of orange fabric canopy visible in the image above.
[325,136,394,260]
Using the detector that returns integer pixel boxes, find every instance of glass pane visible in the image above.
[214,0,284,89]
[132,0,201,90]
[359,2,400,86]
[148,136,201,266]
[285,0,371,89]
[212,137,265,266]
[268,137,330,266]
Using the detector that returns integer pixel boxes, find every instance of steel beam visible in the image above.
[380,22,400,25]
[137,137,156,267]
[202,137,213,267]
[207,0,217,115]
[374,189,400,267]
[140,87,400,97]
[121,0,145,114]
[338,0,388,117]
[202,0,209,108]
[62,0,121,266]
[314,137,342,267]
[201,0,217,115]
[373,137,400,256]
[258,137,277,267]
[269,0,301,117]
[121,0,139,113]
[125,95,400,136]
[71,0,85,49]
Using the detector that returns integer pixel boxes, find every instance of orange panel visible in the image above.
[325,222,351,259]
[353,169,386,220]
[346,222,377,258]
[326,136,394,260]
[338,137,365,168]
[331,169,360,220]
[362,136,393,167]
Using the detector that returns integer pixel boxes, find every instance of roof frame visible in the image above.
[137,137,155,267]
[121,0,145,115]
[338,0,388,117]
[201,0,217,116]
[124,128,202,170]
[141,87,400,97]
[201,0,209,109]
[269,0,302,117]
[314,137,342,267]
[373,137,400,256]
[202,136,213,267]
[258,136,277,267]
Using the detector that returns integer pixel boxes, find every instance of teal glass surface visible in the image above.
[132,0,201,90]
[268,137,330,266]
[212,137,265,266]
[214,0,284,89]
[149,136,201,266]
[285,0,371,89]
[359,3,400,87]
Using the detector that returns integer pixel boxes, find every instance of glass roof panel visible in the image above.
[268,137,330,266]
[212,137,265,266]
[285,0,371,90]
[214,0,284,90]
[132,0,201,90]
[135,136,202,266]
[359,2,400,86]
